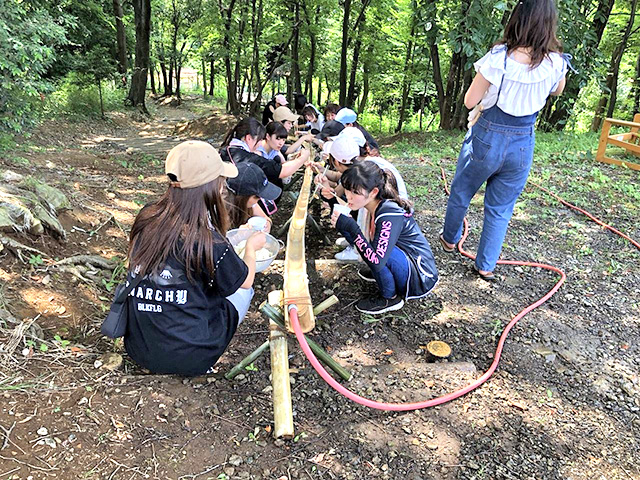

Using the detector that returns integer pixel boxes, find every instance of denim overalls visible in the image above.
[442,106,536,272]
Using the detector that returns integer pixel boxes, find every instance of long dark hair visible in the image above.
[341,162,412,213]
[226,192,253,229]
[499,0,562,68]
[221,117,266,148]
[128,178,230,283]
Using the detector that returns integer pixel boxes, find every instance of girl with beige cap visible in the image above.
[123,140,266,376]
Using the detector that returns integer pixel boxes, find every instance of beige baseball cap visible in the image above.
[165,141,238,189]
[273,106,300,124]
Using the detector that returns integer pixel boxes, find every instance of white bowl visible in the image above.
[226,228,283,272]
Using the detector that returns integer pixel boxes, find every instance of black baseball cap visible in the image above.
[316,120,345,140]
[226,162,282,201]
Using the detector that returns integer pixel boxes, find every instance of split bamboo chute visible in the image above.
[283,164,315,333]
[225,149,348,439]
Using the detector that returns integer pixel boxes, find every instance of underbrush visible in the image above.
[44,73,127,118]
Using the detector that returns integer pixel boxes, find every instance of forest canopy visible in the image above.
[1,0,639,135]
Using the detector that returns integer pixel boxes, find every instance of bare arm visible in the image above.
[280,148,310,178]
[550,76,566,96]
[240,232,266,288]
[285,133,314,155]
[464,72,491,109]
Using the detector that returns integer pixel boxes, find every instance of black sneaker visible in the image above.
[357,267,376,283]
[356,296,405,315]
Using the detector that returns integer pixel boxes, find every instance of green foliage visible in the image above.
[29,254,44,266]
[102,261,126,293]
[0,1,69,133]
[46,74,126,117]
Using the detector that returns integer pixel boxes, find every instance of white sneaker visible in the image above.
[335,245,362,262]
[335,237,349,248]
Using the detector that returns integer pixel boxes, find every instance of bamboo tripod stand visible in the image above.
[225,163,348,439]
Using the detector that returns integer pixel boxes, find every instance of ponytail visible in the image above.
[380,169,412,213]
[221,117,266,148]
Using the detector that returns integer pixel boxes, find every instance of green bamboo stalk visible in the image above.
[260,303,352,381]
[224,340,270,380]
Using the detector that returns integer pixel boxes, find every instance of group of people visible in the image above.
[121,0,569,376]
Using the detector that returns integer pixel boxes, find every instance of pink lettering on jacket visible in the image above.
[376,221,392,258]
[354,234,379,265]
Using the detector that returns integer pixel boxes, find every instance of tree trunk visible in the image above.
[291,1,303,95]
[591,0,638,131]
[339,0,352,106]
[219,0,240,112]
[247,30,296,114]
[159,61,169,94]
[396,2,417,133]
[149,61,156,94]
[248,0,263,113]
[325,72,332,103]
[306,30,316,100]
[175,41,187,99]
[317,73,322,106]
[542,0,615,130]
[234,5,248,107]
[452,67,472,129]
[168,59,175,94]
[126,0,151,112]
[430,43,445,122]
[202,58,207,96]
[346,37,362,108]
[98,79,105,118]
[209,58,215,96]
[112,0,128,75]
[634,50,640,114]
[359,58,370,113]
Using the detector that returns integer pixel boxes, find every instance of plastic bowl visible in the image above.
[226,228,283,273]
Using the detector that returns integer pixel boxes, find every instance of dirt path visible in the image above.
[1,99,639,480]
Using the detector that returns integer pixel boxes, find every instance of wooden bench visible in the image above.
[595,113,640,171]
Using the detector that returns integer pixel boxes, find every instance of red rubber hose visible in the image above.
[286,169,637,411]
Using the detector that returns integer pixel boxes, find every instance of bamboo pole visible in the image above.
[224,341,270,380]
[260,302,352,381]
[268,290,294,439]
[313,295,339,316]
[284,163,315,333]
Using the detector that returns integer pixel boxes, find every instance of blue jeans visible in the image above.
[442,107,536,272]
[371,247,410,299]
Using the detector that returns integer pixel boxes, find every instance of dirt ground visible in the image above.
[1,97,639,480]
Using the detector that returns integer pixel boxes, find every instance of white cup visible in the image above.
[333,203,351,217]
[247,216,268,231]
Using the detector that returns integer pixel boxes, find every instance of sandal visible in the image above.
[474,265,498,282]
[439,234,456,253]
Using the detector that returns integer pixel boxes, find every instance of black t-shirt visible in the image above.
[220,146,283,190]
[124,234,249,376]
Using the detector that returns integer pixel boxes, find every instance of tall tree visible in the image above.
[218,0,240,112]
[290,0,303,95]
[127,0,151,112]
[396,0,418,132]
[591,0,639,131]
[541,0,616,130]
[634,50,640,113]
[339,0,352,106]
[112,0,128,75]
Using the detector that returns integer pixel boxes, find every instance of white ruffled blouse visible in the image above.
[475,46,568,117]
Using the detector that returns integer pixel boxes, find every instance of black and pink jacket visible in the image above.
[336,200,438,299]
